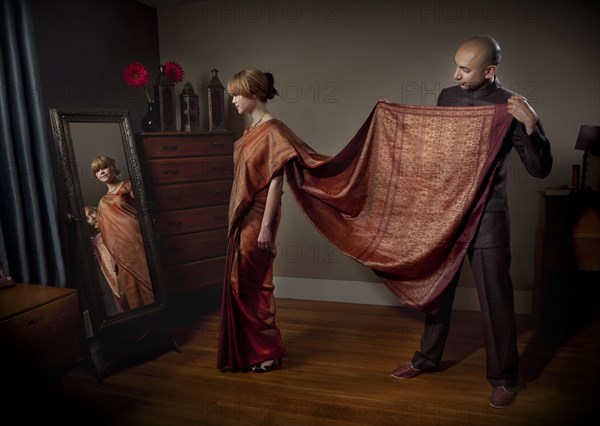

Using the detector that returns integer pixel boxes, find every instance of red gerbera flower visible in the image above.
[123,63,149,88]
[123,62,151,102]
[164,61,185,83]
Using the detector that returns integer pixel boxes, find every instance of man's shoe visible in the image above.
[390,363,422,379]
[489,386,516,408]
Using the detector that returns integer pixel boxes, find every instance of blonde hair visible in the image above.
[227,68,278,102]
[91,155,120,175]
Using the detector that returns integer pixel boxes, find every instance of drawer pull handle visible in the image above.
[28,317,42,325]
[211,164,225,172]
[163,169,180,175]
[211,142,224,148]
[162,144,179,151]
[168,221,183,227]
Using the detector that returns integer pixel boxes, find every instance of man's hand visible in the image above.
[507,95,538,135]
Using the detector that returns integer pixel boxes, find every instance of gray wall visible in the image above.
[33,0,160,132]
[31,0,599,309]
[153,0,599,308]
[32,0,160,289]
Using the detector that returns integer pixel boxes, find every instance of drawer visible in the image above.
[160,228,228,265]
[156,205,228,236]
[152,180,232,211]
[150,156,233,184]
[144,133,234,158]
[0,291,81,374]
[162,257,226,294]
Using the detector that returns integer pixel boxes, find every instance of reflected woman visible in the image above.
[91,155,155,310]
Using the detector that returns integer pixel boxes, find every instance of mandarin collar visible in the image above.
[469,77,501,99]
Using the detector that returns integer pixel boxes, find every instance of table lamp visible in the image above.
[574,125,600,190]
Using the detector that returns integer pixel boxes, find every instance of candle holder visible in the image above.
[179,82,200,132]
[154,65,177,131]
[208,68,227,132]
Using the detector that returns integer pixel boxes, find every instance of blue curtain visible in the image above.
[0,0,65,286]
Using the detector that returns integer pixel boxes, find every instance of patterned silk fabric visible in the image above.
[224,102,513,318]
[285,102,513,312]
[97,180,155,310]
[219,120,328,370]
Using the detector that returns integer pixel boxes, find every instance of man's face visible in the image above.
[453,44,491,91]
[86,206,98,229]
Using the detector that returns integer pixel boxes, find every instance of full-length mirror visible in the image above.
[49,109,165,335]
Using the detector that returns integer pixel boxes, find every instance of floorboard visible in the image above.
[16,293,600,425]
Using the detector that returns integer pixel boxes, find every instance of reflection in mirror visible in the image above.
[84,204,123,314]
[70,123,154,315]
[88,156,155,313]
[49,109,165,334]
[71,123,155,315]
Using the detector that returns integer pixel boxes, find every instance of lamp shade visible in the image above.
[575,125,600,155]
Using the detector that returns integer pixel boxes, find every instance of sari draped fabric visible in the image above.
[90,233,119,297]
[218,122,328,371]
[286,102,513,312]
[90,232,124,312]
[97,180,155,310]
[218,102,512,369]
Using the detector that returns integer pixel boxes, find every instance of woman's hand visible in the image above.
[258,174,283,250]
[257,225,273,250]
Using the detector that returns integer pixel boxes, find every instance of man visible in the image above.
[390,35,552,408]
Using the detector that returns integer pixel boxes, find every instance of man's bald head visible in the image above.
[452,35,501,91]
[459,35,502,68]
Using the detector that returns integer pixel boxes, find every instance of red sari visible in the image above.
[97,180,155,310]
[90,232,124,312]
[218,102,513,370]
[217,120,328,371]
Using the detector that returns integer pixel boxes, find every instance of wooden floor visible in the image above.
[19,290,600,425]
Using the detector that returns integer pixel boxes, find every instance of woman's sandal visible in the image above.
[250,357,282,373]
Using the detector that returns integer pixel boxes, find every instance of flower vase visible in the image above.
[141,102,157,132]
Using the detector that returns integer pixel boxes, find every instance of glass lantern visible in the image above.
[179,82,200,132]
[154,65,177,131]
[208,68,226,132]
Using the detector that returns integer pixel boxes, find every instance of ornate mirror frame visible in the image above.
[49,108,166,336]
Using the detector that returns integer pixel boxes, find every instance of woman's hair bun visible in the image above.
[264,72,279,100]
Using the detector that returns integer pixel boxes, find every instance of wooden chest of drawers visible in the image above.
[0,283,82,384]
[140,131,234,295]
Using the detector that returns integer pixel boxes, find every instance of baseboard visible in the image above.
[273,276,533,314]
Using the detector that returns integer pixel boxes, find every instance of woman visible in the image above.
[91,155,155,310]
[217,69,327,373]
